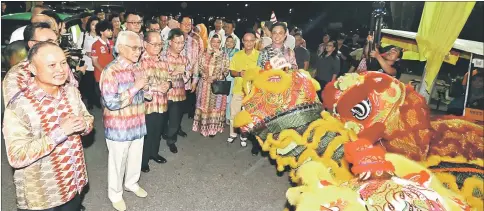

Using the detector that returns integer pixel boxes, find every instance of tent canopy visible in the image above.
[382,29,483,56]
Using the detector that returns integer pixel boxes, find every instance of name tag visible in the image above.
[270,55,290,69]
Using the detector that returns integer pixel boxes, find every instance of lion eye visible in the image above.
[350,99,371,120]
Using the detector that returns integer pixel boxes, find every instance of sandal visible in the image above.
[227,135,237,143]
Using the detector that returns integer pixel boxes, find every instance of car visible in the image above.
[93,4,126,14]
[46,1,88,14]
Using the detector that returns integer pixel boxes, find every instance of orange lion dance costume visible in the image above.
[322,72,483,209]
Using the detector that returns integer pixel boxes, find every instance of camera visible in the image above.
[59,33,83,68]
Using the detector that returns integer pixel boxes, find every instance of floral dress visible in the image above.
[192,50,230,136]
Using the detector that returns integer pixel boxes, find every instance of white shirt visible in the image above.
[9,25,27,43]
[77,32,97,71]
[221,32,241,50]
[208,29,225,40]
[285,34,296,50]
[160,26,171,41]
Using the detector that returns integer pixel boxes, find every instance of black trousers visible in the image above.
[316,79,328,102]
[184,90,196,118]
[166,100,184,143]
[18,194,81,211]
[142,112,167,166]
[80,71,100,107]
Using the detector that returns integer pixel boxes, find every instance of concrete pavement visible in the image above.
[1,107,291,211]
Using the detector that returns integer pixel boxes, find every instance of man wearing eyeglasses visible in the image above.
[139,31,173,173]
[3,23,84,108]
[100,31,150,211]
[124,11,143,39]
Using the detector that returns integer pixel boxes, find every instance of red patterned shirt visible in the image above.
[160,51,189,102]
[140,52,170,114]
[3,79,93,210]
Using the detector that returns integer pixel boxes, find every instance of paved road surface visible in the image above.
[1,107,291,211]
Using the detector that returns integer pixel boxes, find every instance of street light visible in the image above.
[245,4,249,7]
[289,8,293,13]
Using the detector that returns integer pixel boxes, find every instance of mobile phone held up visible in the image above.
[79,60,85,67]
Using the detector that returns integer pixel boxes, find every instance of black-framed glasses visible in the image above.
[30,39,60,45]
[123,44,143,52]
[126,21,142,25]
[146,41,163,48]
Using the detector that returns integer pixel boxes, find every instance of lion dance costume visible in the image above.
[234,69,483,210]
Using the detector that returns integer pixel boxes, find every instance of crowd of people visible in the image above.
[1,5,410,211]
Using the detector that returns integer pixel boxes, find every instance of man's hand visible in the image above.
[370,47,381,59]
[158,82,171,93]
[239,71,245,77]
[190,82,197,93]
[367,35,374,42]
[76,65,87,74]
[64,49,71,58]
[59,115,86,136]
[134,75,148,90]
[172,69,185,75]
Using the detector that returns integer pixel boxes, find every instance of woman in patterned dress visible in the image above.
[223,36,240,125]
[192,34,230,137]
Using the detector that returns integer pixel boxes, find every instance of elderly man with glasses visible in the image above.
[3,23,83,108]
[139,31,173,172]
[99,30,151,211]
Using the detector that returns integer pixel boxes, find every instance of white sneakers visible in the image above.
[113,187,148,211]
[240,136,247,147]
[227,135,248,147]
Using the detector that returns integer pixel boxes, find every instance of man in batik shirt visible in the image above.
[160,28,190,154]
[100,31,150,211]
[3,42,93,211]
[139,31,174,172]
[257,22,298,70]
[179,15,203,121]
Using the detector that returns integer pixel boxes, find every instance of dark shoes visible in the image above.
[169,144,178,153]
[141,165,150,173]
[178,130,187,137]
[142,155,167,173]
[251,146,260,156]
[150,155,167,164]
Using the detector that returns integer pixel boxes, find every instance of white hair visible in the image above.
[115,30,141,53]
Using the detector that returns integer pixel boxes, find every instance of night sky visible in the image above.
[3,1,483,51]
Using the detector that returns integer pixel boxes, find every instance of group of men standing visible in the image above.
[2,8,278,211]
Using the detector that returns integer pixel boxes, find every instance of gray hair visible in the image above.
[115,30,140,53]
